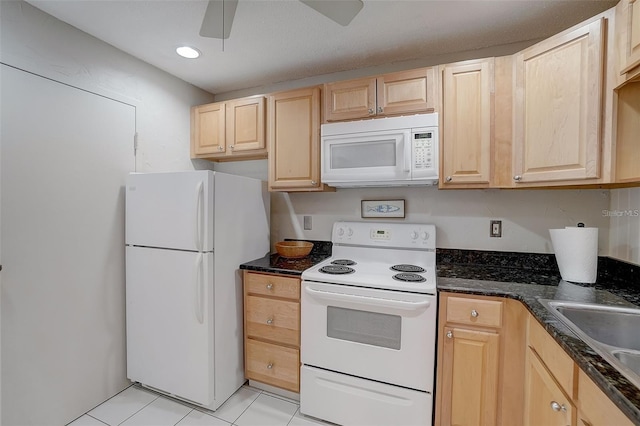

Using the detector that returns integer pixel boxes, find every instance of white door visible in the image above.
[126,171,213,252]
[1,64,134,425]
[126,246,214,405]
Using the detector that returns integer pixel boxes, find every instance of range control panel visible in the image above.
[333,221,436,249]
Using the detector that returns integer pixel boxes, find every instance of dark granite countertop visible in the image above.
[240,239,332,276]
[436,250,640,424]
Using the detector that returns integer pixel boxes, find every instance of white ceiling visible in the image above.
[26,0,617,96]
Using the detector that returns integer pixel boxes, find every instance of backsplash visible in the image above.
[271,187,611,255]
[609,188,640,265]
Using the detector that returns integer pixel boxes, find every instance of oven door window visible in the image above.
[327,306,401,350]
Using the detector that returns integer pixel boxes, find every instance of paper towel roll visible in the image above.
[549,226,598,284]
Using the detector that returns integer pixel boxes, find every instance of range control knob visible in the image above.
[337,228,345,236]
[421,232,429,240]
[347,228,354,236]
[411,231,419,240]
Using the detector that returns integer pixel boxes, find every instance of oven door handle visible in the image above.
[304,286,431,311]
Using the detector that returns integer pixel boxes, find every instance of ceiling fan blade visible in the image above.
[199,0,238,39]
[299,0,364,26]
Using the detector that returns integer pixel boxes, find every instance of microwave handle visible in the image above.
[403,136,412,173]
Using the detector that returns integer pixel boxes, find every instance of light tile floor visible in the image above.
[68,384,332,426]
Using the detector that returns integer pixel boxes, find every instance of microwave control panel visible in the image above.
[412,130,437,170]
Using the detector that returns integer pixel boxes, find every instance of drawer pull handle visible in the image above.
[550,401,567,412]
[266,318,273,325]
[471,309,479,318]
[446,331,453,339]
[267,363,273,370]
[266,283,273,290]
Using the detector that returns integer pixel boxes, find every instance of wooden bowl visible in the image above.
[275,241,313,258]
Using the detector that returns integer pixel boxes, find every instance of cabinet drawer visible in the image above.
[245,295,300,346]
[245,339,299,392]
[244,271,300,300]
[577,369,633,426]
[528,316,575,396]
[446,296,503,328]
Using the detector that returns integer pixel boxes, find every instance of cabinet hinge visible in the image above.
[133,132,139,155]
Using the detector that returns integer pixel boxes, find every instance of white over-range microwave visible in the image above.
[321,113,439,187]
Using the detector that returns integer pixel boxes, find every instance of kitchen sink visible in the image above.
[539,299,640,389]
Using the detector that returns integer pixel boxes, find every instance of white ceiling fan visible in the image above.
[199,0,364,39]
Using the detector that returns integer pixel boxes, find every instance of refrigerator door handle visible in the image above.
[195,253,204,324]
[194,181,204,252]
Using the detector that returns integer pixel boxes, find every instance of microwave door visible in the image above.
[322,131,411,183]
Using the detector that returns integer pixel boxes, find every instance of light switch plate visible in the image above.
[304,215,312,230]
[490,220,502,238]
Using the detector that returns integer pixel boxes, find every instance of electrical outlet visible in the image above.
[303,215,312,230]
[490,220,502,238]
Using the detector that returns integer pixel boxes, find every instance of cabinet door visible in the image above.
[577,369,634,426]
[226,96,266,155]
[377,68,436,116]
[441,59,493,186]
[440,327,500,426]
[615,82,640,182]
[622,0,640,74]
[324,77,376,122]
[192,102,226,156]
[268,87,322,191]
[524,348,575,426]
[513,18,604,184]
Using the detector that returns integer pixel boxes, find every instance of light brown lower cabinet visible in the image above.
[243,271,300,393]
[436,293,636,426]
[435,293,526,426]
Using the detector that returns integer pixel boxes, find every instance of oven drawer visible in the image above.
[245,295,300,346]
[244,271,300,300]
[245,339,299,392]
[446,296,503,328]
[301,365,432,426]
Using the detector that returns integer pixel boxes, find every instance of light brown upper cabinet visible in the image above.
[268,86,331,192]
[621,0,640,76]
[323,68,436,122]
[191,96,266,161]
[440,58,494,188]
[512,18,605,185]
[614,81,640,183]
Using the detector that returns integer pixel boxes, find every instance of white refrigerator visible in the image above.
[125,170,269,409]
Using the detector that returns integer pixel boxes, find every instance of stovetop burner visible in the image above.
[319,265,355,275]
[391,264,426,273]
[392,273,426,283]
[331,259,356,266]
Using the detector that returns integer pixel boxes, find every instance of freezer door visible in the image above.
[126,246,214,405]
[126,171,213,251]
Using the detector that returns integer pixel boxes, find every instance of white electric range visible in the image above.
[300,221,438,426]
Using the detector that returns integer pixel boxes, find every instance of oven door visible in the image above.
[301,281,437,391]
[321,130,411,185]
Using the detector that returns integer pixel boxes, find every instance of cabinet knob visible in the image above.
[266,318,273,325]
[513,175,522,181]
[311,180,317,186]
[218,146,224,151]
[377,106,383,114]
[266,283,273,290]
[471,309,479,318]
[267,363,273,370]
[230,145,234,150]
[446,331,453,339]
[445,176,453,182]
[368,108,374,115]
[550,401,567,412]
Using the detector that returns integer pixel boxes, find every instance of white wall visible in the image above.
[0,0,215,422]
[609,188,640,265]
[271,188,611,255]
[0,0,215,173]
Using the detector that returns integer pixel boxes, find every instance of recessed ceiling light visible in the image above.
[176,46,201,59]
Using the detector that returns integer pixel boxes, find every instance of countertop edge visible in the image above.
[438,277,640,425]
